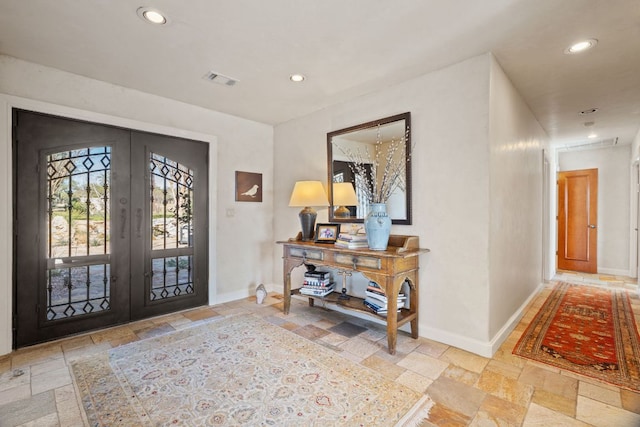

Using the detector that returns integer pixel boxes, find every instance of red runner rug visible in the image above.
[513,282,640,391]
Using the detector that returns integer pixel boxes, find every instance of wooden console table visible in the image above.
[277,235,428,354]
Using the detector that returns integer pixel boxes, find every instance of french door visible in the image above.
[13,110,208,347]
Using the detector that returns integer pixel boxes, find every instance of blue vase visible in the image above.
[365,203,391,250]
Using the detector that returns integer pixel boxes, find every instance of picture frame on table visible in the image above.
[314,223,340,243]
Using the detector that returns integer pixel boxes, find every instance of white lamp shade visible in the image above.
[333,182,358,206]
[288,181,329,207]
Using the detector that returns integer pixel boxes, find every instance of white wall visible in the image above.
[274,53,527,356]
[558,144,631,275]
[0,55,274,355]
[0,52,550,357]
[633,128,640,163]
[633,128,640,279]
[273,53,548,356]
[487,56,549,341]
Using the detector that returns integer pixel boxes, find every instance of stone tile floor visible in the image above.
[1,275,639,426]
[555,270,639,292]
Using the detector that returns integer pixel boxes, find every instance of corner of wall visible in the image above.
[486,55,550,340]
[0,98,12,355]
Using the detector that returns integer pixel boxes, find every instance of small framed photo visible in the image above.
[315,223,340,243]
[235,171,262,202]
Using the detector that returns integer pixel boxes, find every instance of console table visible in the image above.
[277,235,428,354]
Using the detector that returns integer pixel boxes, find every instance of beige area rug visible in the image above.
[70,315,430,426]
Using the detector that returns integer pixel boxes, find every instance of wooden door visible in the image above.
[557,168,598,273]
[13,110,208,347]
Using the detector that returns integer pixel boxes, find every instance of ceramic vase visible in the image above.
[364,203,391,250]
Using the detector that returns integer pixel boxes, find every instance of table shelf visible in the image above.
[278,235,428,354]
[291,288,416,326]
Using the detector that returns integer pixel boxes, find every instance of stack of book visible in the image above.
[334,233,368,249]
[299,270,334,297]
[363,281,406,315]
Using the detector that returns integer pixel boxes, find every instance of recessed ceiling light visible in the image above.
[290,74,305,83]
[137,7,168,25]
[579,108,598,115]
[564,39,598,54]
[587,133,598,139]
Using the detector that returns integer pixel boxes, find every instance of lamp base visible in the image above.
[334,206,351,218]
[299,207,317,241]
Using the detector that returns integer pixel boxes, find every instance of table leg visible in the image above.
[409,274,419,338]
[386,277,399,355]
[283,263,292,315]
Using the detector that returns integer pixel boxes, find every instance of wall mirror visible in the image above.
[327,112,411,225]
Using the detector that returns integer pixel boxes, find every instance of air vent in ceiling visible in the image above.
[202,71,238,86]
[557,137,618,152]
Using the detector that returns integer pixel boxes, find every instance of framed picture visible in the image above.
[235,171,262,202]
[314,223,340,243]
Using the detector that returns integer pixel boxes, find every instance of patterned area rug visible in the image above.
[513,282,640,391]
[70,315,425,426]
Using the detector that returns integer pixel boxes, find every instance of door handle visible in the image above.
[588,224,596,229]
[120,208,127,238]
[136,208,143,238]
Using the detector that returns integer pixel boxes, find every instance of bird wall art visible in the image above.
[235,171,263,202]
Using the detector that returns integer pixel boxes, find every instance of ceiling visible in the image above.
[0,0,639,147]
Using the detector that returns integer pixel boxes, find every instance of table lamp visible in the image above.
[289,181,329,241]
[332,182,358,218]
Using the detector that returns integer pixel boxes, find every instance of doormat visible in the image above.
[70,315,425,426]
[513,282,640,391]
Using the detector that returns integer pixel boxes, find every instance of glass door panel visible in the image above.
[45,147,112,320]
[149,153,194,301]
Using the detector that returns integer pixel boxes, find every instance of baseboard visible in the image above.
[210,283,282,306]
[487,282,545,355]
[420,325,494,358]
[213,288,251,305]
[420,282,545,358]
[598,267,631,277]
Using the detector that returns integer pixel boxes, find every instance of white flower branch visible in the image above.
[335,125,410,204]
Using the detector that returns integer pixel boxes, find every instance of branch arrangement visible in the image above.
[335,125,410,204]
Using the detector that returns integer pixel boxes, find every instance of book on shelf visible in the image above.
[337,233,368,242]
[334,234,369,249]
[363,298,401,315]
[299,284,335,297]
[365,289,406,304]
[365,284,405,298]
[365,281,406,304]
[334,240,368,249]
[368,280,382,290]
[304,270,331,279]
[363,296,403,311]
[303,278,332,287]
